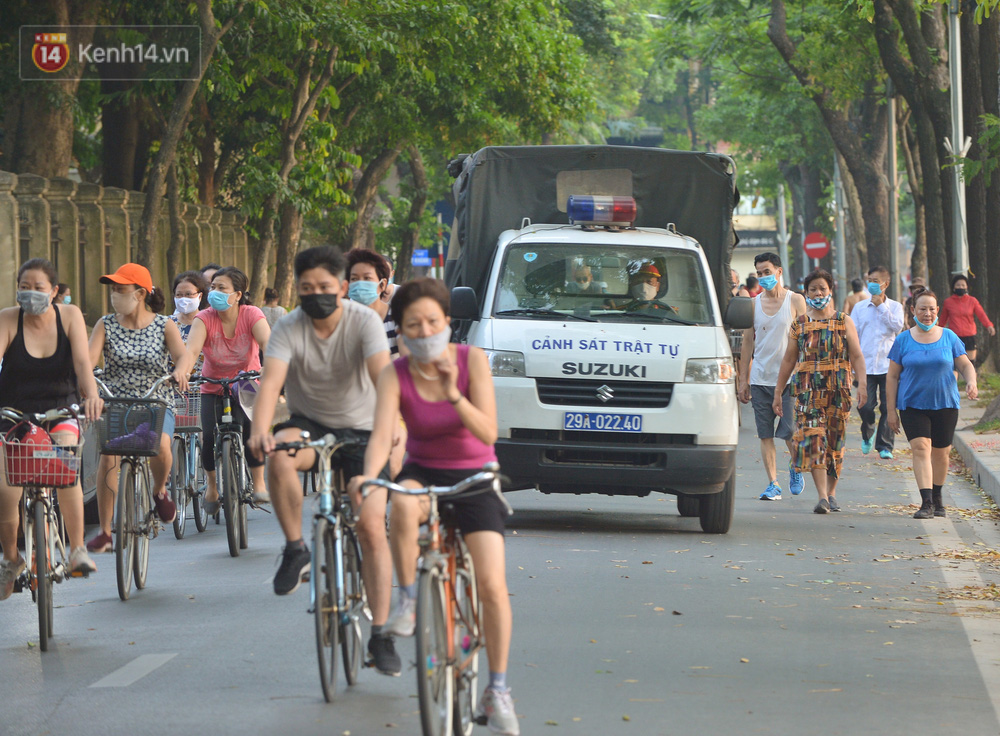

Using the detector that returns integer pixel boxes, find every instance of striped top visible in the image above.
[384,312,398,356]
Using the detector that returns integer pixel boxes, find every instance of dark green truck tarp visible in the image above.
[446,145,739,309]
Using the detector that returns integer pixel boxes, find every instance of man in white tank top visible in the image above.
[737,253,808,500]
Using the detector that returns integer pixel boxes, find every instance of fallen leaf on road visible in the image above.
[884,642,893,646]
[809,688,843,693]
[654,607,665,612]
[623,715,631,721]
[740,658,749,663]
[642,561,652,565]
[545,720,558,726]
[672,610,682,615]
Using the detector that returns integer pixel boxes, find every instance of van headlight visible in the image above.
[684,358,735,384]
[484,350,526,377]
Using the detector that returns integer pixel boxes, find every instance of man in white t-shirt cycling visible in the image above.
[248,246,399,676]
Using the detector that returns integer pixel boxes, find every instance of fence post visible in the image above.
[125,191,146,263]
[14,174,51,264]
[0,172,18,307]
[102,188,131,305]
[75,182,105,323]
[46,177,80,297]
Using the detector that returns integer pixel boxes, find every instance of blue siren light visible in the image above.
[567,195,637,226]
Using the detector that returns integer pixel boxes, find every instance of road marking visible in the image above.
[89,653,177,688]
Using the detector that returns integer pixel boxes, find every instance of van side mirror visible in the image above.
[451,287,479,321]
[724,296,754,330]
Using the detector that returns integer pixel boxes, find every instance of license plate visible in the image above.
[563,412,642,432]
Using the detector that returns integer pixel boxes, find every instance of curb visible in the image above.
[953,428,1000,507]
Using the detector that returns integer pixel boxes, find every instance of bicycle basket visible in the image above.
[173,389,202,432]
[98,398,167,456]
[3,422,83,488]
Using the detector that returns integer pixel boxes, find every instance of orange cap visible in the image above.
[100,263,153,292]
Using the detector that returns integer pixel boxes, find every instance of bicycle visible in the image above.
[190,371,266,557]
[94,372,172,601]
[168,389,208,539]
[273,432,369,703]
[362,463,510,736]
[1,405,87,652]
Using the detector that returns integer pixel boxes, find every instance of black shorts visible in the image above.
[959,335,976,352]
[899,408,959,448]
[272,415,386,479]
[395,463,507,536]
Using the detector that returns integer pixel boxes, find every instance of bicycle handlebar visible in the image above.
[0,405,84,425]
[188,371,261,388]
[93,370,174,401]
[272,431,364,455]
[361,463,512,516]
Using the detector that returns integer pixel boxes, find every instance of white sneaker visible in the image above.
[476,687,520,735]
[69,547,97,576]
[384,594,416,637]
[0,556,26,600]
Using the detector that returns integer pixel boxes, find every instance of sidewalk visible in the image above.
[952,394,1000,506]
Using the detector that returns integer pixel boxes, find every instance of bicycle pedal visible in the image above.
[12,578,24,593]
[69,569,90,579]
[474,715,488,727]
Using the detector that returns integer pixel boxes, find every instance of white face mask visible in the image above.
[631,282,658,301]
[174,296,201,314]
[111,291,140,316]
[403,326,452,363]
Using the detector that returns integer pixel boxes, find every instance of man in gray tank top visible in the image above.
[737,253,808,501]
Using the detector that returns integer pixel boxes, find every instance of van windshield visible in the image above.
[493,244,715,325]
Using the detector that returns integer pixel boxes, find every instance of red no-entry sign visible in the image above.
[803,231,830,259]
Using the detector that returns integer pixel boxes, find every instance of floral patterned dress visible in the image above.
[102,313,172,403]
[790,312,853,478]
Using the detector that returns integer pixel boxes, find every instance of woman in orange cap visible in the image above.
[86,264,192,553]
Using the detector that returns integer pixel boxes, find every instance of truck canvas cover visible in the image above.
[447,145,739,307]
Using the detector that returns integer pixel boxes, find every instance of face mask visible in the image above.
[348,280,380,306]
[867,281,883,296]
[110,291,140,315]
[300,292,339,320]
[61,295,71,305]
[757,274,778,291]
[404,326,452,363]
[915,316,938,332]
[806,294,832,310]
[953,288,968,297]
[208,290,233,311]
[174,296,201,314]
[631,283,658,301]
[17,290,51,316]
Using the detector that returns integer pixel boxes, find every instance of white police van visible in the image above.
[446,146,752,533]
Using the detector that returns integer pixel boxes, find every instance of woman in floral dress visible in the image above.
[773,269,867,514]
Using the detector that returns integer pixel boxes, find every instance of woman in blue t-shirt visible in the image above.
[887,288,978,519]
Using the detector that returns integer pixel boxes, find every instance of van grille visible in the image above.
[534,378,673,408]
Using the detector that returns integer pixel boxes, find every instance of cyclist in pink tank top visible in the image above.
[349,278,520,735]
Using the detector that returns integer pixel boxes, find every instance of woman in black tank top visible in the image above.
[0,259,104,594]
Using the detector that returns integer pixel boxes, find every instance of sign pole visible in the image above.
[834,155,849,302]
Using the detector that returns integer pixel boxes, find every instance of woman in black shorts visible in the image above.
[349,278,519,736]
[887,289,978,519]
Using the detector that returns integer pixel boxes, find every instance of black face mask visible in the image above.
[300,292,338,319]
[953,288,968,297]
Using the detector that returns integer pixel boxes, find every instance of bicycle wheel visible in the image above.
[170,436,188,539]
[341,524,364,686]
[452,547,481,736]
[416,565,454,736]
[220,436,241,557]
[313,517,339,702]
[238,452,249,550]
[33,498,51,651]
[133,463,151,590]
[192,437,208,533]
[115,464,136,601]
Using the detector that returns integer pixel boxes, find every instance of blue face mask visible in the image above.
[208,290,233,311]
[62,295,72,304]
[348,280,380,306]
[915,317,938,332]
[758,274,778,291]
[867,281,883,296]
[806,294,832,310]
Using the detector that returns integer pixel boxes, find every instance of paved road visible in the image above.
[7,407,1000,735]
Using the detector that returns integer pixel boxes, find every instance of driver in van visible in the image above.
[609,262,677,312]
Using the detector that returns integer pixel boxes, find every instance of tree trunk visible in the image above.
[898,109,927,281]
[837,151,868,278]
[166,163,185,279]
[100,80,142,189]
[135,0,238,267]
[979,11,1000,370]
[196,99,218,206]
[963,11,989,328]
[274,201,302,307]
[1,1,98,178]
[345,144,405,252]
[396,145,430,283]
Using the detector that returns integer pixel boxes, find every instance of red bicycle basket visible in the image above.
[3,422,81,488]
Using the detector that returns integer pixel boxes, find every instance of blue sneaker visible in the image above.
[861,437,873,455]
[759,481,782,501]
[788,464,804,495]
[879,450,893,460]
